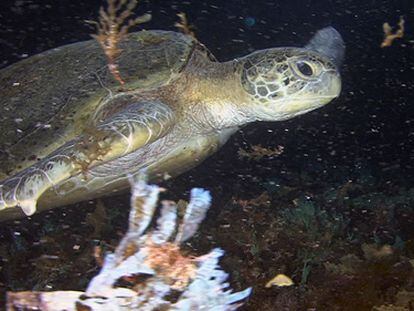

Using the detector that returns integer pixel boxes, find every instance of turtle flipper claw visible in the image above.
[19,199,38,216]
[0,177,38,215]
[0,101,175,220]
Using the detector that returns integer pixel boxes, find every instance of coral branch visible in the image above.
[381,16,405,48]
[175,187,211,243]
[175,12,196,38]
[91,0,151,85]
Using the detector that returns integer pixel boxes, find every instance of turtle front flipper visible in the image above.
[0,101,175,217]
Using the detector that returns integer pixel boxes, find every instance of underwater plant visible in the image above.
[91,0,151,85]
[6,173,251,310]
[238,145,284,161]
[175,12,196,38]
[381,16,405,48]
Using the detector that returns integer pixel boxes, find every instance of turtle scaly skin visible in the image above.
[0,28,344,220]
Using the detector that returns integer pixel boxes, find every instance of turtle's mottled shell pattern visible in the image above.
[0,31,195,178]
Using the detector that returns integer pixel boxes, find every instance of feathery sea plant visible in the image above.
[175,12,196,38]
[91,0,151,85]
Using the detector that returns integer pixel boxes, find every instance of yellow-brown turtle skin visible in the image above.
[0,28,343,220]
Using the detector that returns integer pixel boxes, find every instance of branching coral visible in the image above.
[6,173,251,310]
[175,13,196,39]
[381,16,405,48]
[92,0,151,85]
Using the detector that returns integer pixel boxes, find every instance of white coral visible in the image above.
[7,173,251,311]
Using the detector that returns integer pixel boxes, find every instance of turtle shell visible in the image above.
[0,30,196,178]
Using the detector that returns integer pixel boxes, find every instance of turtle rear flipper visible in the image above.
[0,101,175,216]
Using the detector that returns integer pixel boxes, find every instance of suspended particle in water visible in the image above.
[244,16,256,28]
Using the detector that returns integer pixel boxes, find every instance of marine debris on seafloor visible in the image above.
[265,274,294,288]
[381,16,405,48]
[6,174,251,310]
[90,0,151,85]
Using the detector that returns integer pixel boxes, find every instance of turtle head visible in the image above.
[239,27,344,121]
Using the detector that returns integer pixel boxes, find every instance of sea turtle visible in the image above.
[0,27,344,220]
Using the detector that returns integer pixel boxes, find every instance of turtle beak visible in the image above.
[305,27,345,68]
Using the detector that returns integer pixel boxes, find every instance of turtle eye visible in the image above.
[297,61,313,76]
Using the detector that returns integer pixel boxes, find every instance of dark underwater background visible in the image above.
[0,0,413,309]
